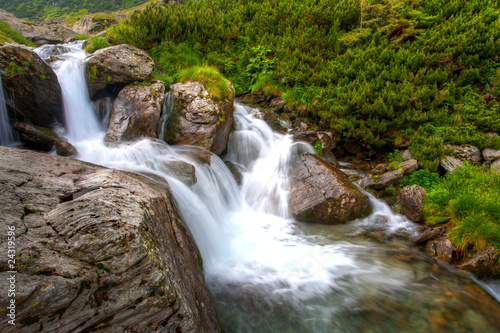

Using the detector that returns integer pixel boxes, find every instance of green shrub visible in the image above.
[409,125,444,172]
[0,20,34,46]
[179,66,233,101]
[84,36,110,54]
[401,169,441,190]
[313,140,323,156]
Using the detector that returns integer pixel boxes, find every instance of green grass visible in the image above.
[179,66,233,101]
[0,20,34,46]
[424,164,500,252]
[84,36,110,54]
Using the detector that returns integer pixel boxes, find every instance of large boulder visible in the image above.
[104,81,166,143]
[164,81,235,155]
[0,9,75,45]
[359,169,404,191]
[84,44,154,100]
[12,122,77,156]
[440,155,463,173]
[72,15,117,35]
[0,43,63,128]
[0,146,219,333]
[445,144,482,164]
[459,246,499,279]
[398,185,427,222]
[288,153,371,223]
[483,148,500,161]
[425,237,456,264]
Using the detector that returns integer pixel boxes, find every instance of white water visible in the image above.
[35,43,500,332]
[0,76,18,147]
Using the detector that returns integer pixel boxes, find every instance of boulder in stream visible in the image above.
[0,43,64,128]
[359,169,404,191]
[398,185,426,223]
[0,146,220,333]
[13,122,77,156]
[104,81,166,143]
[289,153,371,224]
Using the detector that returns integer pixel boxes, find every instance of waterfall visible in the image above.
[0,76,18,147]
[157,91,173,141]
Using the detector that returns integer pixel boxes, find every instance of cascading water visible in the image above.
[34,43,500,332]
[0,76,18,147]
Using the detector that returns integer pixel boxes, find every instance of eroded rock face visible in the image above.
[164,81,235,155]
[104,81,166,143]
[84,44,154,100]
[0,146,219,333]
[0,43,63,128]
[289,153,371,224]
[13,122,77,156]
[398,185,427,223]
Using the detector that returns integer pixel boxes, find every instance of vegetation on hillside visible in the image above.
[107,0,500,156]
[0,19,34,45]
[0,0,150,20]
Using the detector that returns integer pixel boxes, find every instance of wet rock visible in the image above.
[262,112,288,134]
[163,160,197,186]
[426,237,456,264]
[0,146,219,333]
[482,148,500,161]
[491,159,500,173]
[289,153,371,224]
[164,81,235,155]
[359,169,404,191]
[372,163,388,175]
[398,159,418,175]
[440,155,463,173]
[401,149,414,161]
[13,122,77,156]
[84,44,154,100]
[411,227,443,245]
[459,246,499,279]
[445,144,482,164]
[398,185,427,222]
[0,43,63,128]
[293,131,318,145]
[104,81,166,143]
[224,160,243,186]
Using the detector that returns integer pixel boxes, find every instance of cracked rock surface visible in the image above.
[0,146,219,333]
[288,153,371,224]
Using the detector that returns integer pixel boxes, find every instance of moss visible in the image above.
[6,62,24,76]
[88,65,98,83]
[38,74,46,80]
[179,66,233,101]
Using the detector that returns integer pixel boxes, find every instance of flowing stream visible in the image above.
[0,76,18,147]
[35,42,500,332]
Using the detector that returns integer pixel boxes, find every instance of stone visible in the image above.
[262,112,288,134]
[12,122,77,156]
[104,81,166,143]
[293,131,319,145]
[359,169,405,191]
[0,43,63,128]
[372,163,388,175]
[426,237,456,264]
[398,159,418,175]
[224,160,243,186]
[0,146,219,333]
[440,155,463,173]
[401,149,413,161]
[162,160,197,186]
[398,185,427,222]
[411,227,443,245]
[445,144,482,163]
[84,44,155,100]
[72,15,117,35]
[164,81,235,155]
[459,246,499,279]
[482,148,500,161]
[288,153,371,224]
[491,159,500,173]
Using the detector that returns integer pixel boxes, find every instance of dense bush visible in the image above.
[424,164,500,252]
[84,36,110,53]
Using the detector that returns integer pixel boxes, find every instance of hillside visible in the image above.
[0,0,151,20]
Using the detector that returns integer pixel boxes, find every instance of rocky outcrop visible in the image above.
[398,159,418,175]
[164,81,235,155]
[0,146,219,333]
[440,155,463,173]
[104,81,166,143]
[84,44,154,100]
[72,15,117,35]
[445,144,482,164]
[0,43,63,128]
[483,148,500,161]
[398,185,427,222]
[12,122,77,156]
[0,9,75,45]
[289,153,371,223]
[426,237,456,264]
[459,246,499,279]
[359,169,404,191]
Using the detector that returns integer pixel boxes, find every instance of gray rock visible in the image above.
[0,43,63,128]
[164,81,235,155]
[401,149,413,161]
[398,185,427,222]
[445,144,482,163]
[289,153,371,224]
[426,237,456,264]
[459,246,499,279]
[105,81,166,143]
[84,44,154,100]
[359,169,405,191]
[12,122,77,156]
[440,155,463,173]
[398,159,418,175]
[72,15,117,35]
[482,148,500,161]
[162,160,197,186]
[491,159,500,173]
[0,146,219,333]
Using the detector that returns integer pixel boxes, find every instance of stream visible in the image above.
[24,41,500,332]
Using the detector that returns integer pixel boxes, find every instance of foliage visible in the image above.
[178,66,233,101]
[401,169,441,190]
[313,140,324,156]
[387,150,403,168]
[0,20,34,46]
[424,164,500,252]
[84,36,110,54]
[409,125,444,172]
[0,0,151,20]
